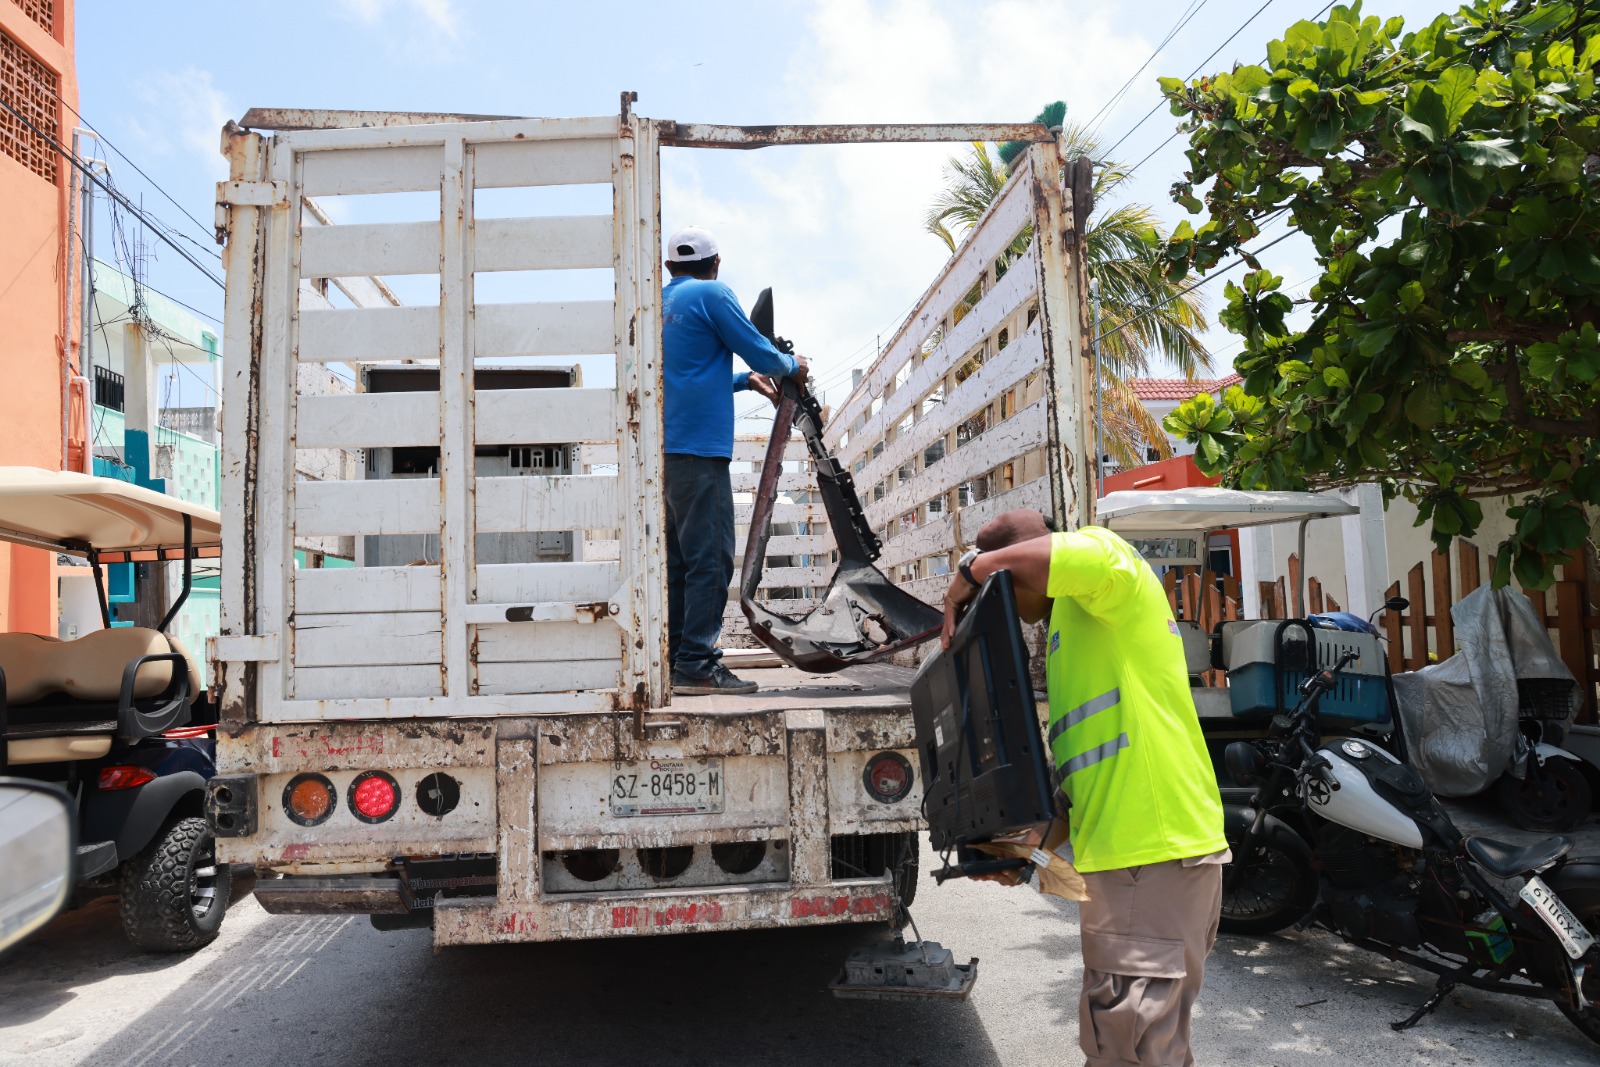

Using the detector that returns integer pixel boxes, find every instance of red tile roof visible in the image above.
[1130,375,1241,401]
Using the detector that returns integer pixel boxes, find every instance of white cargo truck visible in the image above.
[203,104,1085,947]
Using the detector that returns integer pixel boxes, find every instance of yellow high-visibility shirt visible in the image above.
[1044,527,1226,874]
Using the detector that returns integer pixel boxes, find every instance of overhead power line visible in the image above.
[1096,224,1296,346]
[0,96,226,290]
[1102,0,1310,164]
[1081,0,1212,143]
[46,89,221,257]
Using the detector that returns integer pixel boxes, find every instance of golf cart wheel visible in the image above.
[1497,758,1592,833]
[120,816,231,952]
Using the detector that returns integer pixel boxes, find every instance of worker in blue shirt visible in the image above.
[661,226,808,695]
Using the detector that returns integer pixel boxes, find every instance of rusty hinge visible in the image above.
[216,179,290,208]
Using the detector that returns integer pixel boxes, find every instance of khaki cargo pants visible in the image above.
[1077,856,1223,1067]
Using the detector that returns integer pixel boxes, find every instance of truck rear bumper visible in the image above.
[431,879,898,945]
[255,874,411,915]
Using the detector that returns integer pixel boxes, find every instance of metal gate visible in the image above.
[214,115,666,721]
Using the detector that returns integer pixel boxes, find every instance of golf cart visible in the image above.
[1096,488,1396,798]
[0,467,229,951]
[1098,487,1594,830]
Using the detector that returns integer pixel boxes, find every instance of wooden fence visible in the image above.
[1159,542,1600,724]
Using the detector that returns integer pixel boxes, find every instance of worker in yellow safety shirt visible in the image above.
[941,509,1229,1067]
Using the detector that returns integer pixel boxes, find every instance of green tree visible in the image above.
[1159,1,1600,588]
[924,107,1214,469]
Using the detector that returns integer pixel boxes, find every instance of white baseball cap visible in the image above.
[665,226,720,262]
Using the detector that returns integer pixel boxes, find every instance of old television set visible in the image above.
[910,569,1056,854]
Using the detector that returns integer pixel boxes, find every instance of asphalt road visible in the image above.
[5,820,1600,1067]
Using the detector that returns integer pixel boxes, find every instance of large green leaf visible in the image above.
[1453,138,1519,167]
[1434,65,1480,133]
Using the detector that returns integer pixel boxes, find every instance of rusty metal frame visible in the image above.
[240,107,1053,152]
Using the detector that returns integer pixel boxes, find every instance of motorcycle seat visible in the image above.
[1464,835,1572,879]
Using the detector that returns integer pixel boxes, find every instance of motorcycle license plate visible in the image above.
[1520,875,1596,960]
[609,758,724,817]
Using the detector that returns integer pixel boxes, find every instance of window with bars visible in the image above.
[0,25,59,183]
[13,0,54,34]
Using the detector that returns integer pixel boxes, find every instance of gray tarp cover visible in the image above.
[1392,585,1577,797]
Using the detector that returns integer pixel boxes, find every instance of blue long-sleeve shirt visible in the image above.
[662,277,799,458]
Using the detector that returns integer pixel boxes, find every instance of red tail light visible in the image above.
[99,766,156,790]
[348,770,400,823]
[863,752,913,803]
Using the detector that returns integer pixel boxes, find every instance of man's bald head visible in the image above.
[974,509,1054,552]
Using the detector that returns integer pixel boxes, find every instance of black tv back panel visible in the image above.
[910,570,1056,852]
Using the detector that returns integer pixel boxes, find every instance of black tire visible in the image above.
[1546,873,1600,1047]
[119,816,231,952]
[1219,810,1318,935]
[1497,758,1592,833]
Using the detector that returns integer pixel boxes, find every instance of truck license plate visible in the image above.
[610,758,724,817]
[1520,875,1597,959]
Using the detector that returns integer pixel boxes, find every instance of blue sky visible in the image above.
[77,0,1455,418]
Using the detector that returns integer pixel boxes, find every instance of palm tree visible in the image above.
[924,106,1213,470]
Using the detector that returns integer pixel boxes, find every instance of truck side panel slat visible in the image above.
[473,619,621,662]
[476,561,619,604]
[295,566,440,614]
[293,664,443,699]
[297,479,439,537]
[472,138,613,188]
[298,215,613,278]
[296,301,615,365]
[475,387,615,446]
[475,475,620,533]
[475,660,618,696]
[295,611,442,667]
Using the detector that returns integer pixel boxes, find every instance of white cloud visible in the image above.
[661,0,1154,423]
[338,0,460,37]
[124,67,234,181]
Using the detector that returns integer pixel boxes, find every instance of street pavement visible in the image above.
[5,812,1600,1067]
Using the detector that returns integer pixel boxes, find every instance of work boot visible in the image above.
[672,664,759,696]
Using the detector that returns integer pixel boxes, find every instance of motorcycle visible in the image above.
[1222,651,1600,1044]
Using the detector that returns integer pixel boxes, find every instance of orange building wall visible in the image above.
[0,1,78,635]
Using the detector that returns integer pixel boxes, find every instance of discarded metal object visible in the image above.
[738,290,943,672]
[829,938,979,1001]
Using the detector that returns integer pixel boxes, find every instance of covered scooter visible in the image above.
[1392,584,1590,830]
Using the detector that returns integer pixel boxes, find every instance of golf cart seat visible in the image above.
[1174,620,1232,718]
[1,627,199,765]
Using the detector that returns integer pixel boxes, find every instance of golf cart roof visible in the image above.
[1098,487,1358,534]
[0,467,221,563]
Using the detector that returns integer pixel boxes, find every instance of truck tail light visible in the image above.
[98,765,156,790]
[863,752,913,803]
[349,770,400,823]
[284,773,336,826]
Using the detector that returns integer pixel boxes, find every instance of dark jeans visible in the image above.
[664,453,734,679]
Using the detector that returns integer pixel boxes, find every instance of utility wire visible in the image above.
[1102,0,1331,166]
[1081,0,1212,143]
[1096,225,1296,345]
[46,88,221,257]
[0,96,226,290]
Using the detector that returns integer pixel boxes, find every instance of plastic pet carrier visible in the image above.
[1224,619,1391,725]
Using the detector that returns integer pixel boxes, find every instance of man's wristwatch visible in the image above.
[958,547,983,590]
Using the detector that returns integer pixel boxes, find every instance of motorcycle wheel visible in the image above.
[1496,758,1592,833]
[1551,883,1600,1047]
[1219,816,1318,936]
